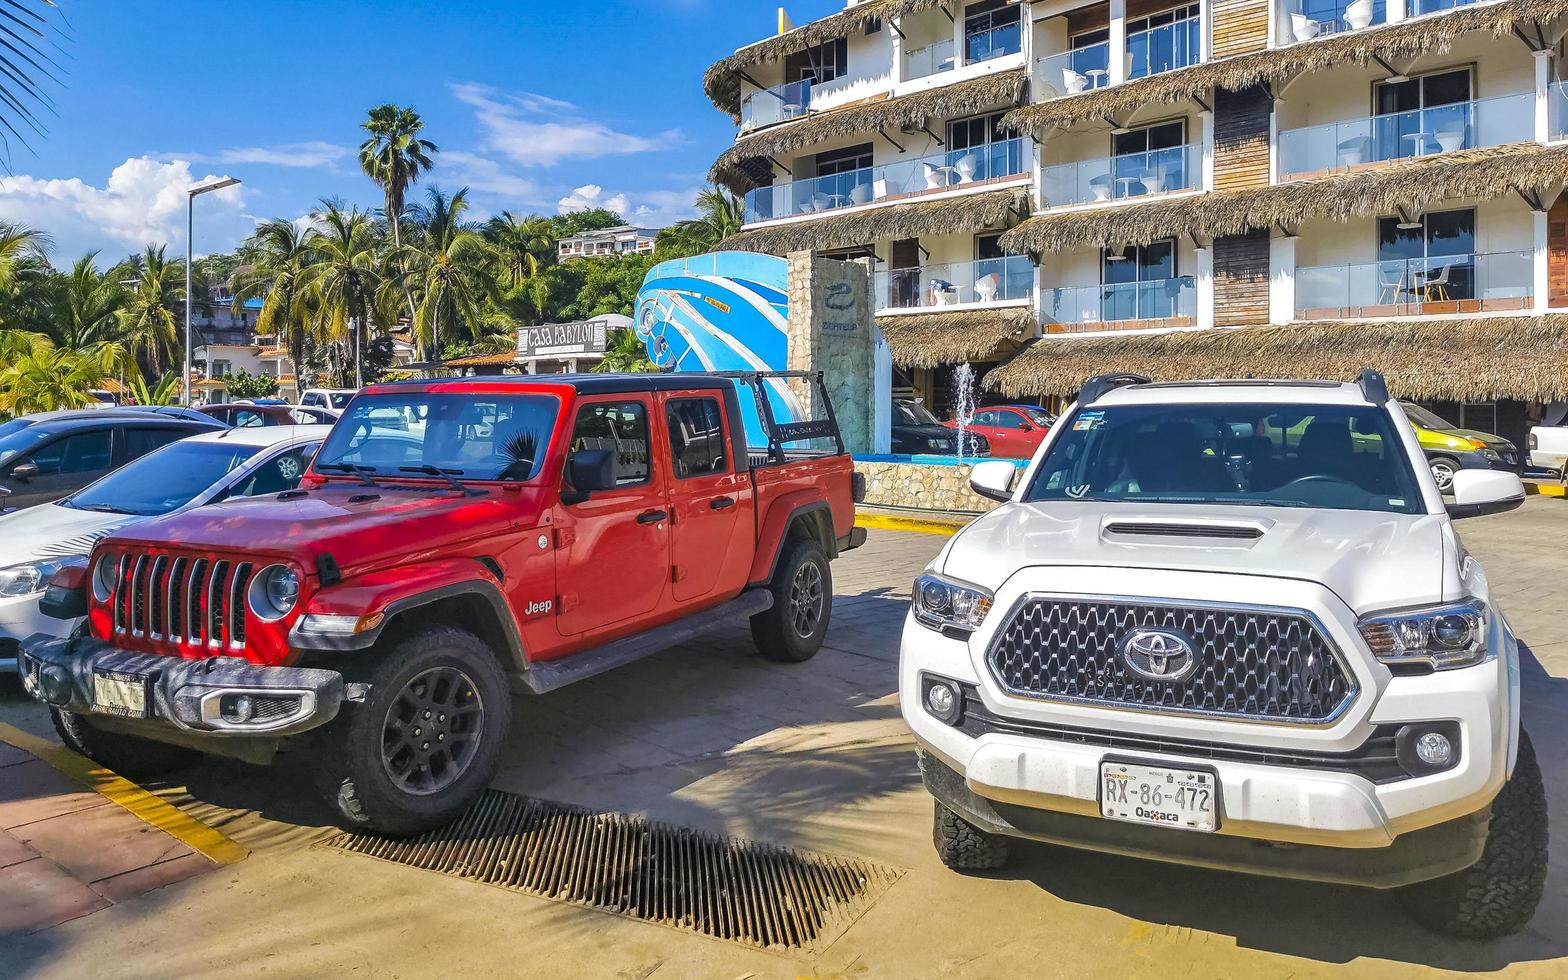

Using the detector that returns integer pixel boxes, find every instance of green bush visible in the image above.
[223,370,280,400]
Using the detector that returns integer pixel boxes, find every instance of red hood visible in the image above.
[102,480,551,576]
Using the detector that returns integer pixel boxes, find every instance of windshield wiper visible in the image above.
[318,462,380,488]
[399,465,479,495]
[72,502,128,514]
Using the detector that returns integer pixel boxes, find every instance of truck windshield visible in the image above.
[1024,402,1424,515]
[314,393,558,481]
[63,440,266,516]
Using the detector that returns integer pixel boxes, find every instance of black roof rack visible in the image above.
[1356,369,1390,406]
[1077,373,1151,406]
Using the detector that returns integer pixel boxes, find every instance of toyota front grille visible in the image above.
[987,597,1355,723]
[110,552,254,650]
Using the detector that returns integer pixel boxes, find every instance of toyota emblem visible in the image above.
[1118,627,1199,683]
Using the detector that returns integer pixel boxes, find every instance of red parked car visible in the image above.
[944,404,1054,459]
[23,371,863,834]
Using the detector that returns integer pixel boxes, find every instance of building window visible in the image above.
[1128,4,1201,79]
[964,0,1022,64]
[1373,68,1472,161]
[1111,120,1187,198]
[974,233,1031,301]
[1376,207,1477,305]
[947,112,1023,181]
[1102,240,1177,320]
[785,37,848,85]
[212,359,231,378]
[1069,28,1111,79]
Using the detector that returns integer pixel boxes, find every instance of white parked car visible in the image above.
[0,426,325,673]
[901,372,1545,938]
[1528,405,1568,476]
[298,388,357,411]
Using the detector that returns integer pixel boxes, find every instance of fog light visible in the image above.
[39,664,74,706]
[922,676,963,725]
[1415,731,1454,768]
[220,694,254,723]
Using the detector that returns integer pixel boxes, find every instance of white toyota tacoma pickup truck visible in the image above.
[901,371,1547,938]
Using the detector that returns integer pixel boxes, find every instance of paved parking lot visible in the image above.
[1,500,1565,978]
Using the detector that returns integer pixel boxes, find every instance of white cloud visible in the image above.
[441,150,547,205]
[155,141,352,170]
[557,183,701,228]
[0,156,248,260]
[452,82,681,168]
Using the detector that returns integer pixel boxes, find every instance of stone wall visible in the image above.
[854,459,1005,514]
[786,250,875,453]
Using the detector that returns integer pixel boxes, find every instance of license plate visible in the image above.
[92,671,150,719]
[1100,760,1218,833]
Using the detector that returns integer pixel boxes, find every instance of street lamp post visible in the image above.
[184,176,241,406]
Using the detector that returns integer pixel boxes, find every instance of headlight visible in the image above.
[92,553,119,602]
[1481,448,1500,461]
[912,573,993,633]
[0,557,83,598]
[247,564,299,621]
[1358,600,1488,670]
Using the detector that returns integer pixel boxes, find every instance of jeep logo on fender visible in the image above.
[1118,627,1199,683]
[524,599,553,617]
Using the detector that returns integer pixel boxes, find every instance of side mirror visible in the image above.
[9,460,37,482]
[1017,422,1033,432]
[1446,469,1525,520]
[969,459,1019,503]
[564,448,617,502]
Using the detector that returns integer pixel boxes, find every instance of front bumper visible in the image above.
[21,633,344,738]
[1444,446,1520,475]
[899,568,1515,885]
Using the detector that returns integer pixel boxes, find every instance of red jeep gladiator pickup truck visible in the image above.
[21,371,864,833]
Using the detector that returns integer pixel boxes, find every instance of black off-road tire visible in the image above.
[310,625,510,837]
[1396,732,1548,939]
[933,800,1011,871]
[50,708,201,779]
[750,536,832,663]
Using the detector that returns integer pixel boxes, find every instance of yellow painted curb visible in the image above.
[855,512,968,537]
[1525,482,1566,498]
[0,720,248,865]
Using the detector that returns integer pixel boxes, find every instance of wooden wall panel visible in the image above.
[1213,0,1270,58]
[1549,196,1568,308]
[1213,230,1271,328]
[1214,84,1272,191]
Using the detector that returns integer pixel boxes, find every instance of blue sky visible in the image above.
[0,0,845,264]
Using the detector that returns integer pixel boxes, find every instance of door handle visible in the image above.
[710,496,736,511]
[636,509,668,525]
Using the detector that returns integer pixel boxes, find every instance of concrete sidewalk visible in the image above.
[0,724,244,937]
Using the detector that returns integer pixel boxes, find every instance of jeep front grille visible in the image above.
[110,551,254,650]
[987,597,1354,723]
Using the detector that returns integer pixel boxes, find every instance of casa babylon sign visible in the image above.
[517,318,610,358]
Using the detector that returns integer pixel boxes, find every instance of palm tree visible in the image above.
[115,245,184,376]
[656,187,745,258]
[54,254,127,350]
[484,212,555,291]
[231,219,315,378]
[0,222,49,294]
[0,331,134,416]
[359,103,438,324]
[0,2,64,170]
[301,202,383,386]
[594,328,654,373]
[400,186,494,360]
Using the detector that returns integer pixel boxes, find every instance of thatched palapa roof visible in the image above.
[1004,0,1568,135]
[704,0,948,120]
[1003,143,1568,254]
[711,70,1029,192]
[878,307,1036,368]
[723,187,1028,256]
[986,316,1568,402]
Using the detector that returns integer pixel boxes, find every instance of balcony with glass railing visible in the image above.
[904,38,957,81]
[1552,81,1568,142]
[1034,42,1114,100]
[874,255,1035,311]
[1041,276,1198,332]
[1128,17,1201,79]
[1409,0,1482,14]
[1281,0,1386,43]
[1277,91,1534,180]
[965,20,1023,66]
[1039,143,1201,209]
[741,136,1028,224]
[1294,251,1533,319]
[739,79,812,133]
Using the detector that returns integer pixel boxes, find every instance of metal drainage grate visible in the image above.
[325,790,902,951]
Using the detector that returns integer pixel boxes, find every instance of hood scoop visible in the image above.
[1102,519,1266,542]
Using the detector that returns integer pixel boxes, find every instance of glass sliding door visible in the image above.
[1372,69,1472,162]
[947,112,1024,184]
[1111,121,1187,198]
[963,0,1023,64]
[1102,241,1176,321]
[1375,208,1476,308]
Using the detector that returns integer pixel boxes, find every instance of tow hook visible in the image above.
[344,682,372,703]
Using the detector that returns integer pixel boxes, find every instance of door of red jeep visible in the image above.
[659,391,747,602]
[553,396,670,635]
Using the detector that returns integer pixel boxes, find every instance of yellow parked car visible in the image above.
[1399,401,1521,492]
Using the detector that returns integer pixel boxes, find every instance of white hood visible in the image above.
[0,503,140,566]
[939,501,1448,616]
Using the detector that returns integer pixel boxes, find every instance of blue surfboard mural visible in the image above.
[635,251,806,447]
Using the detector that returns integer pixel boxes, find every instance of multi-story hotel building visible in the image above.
[706,0,1568,445]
